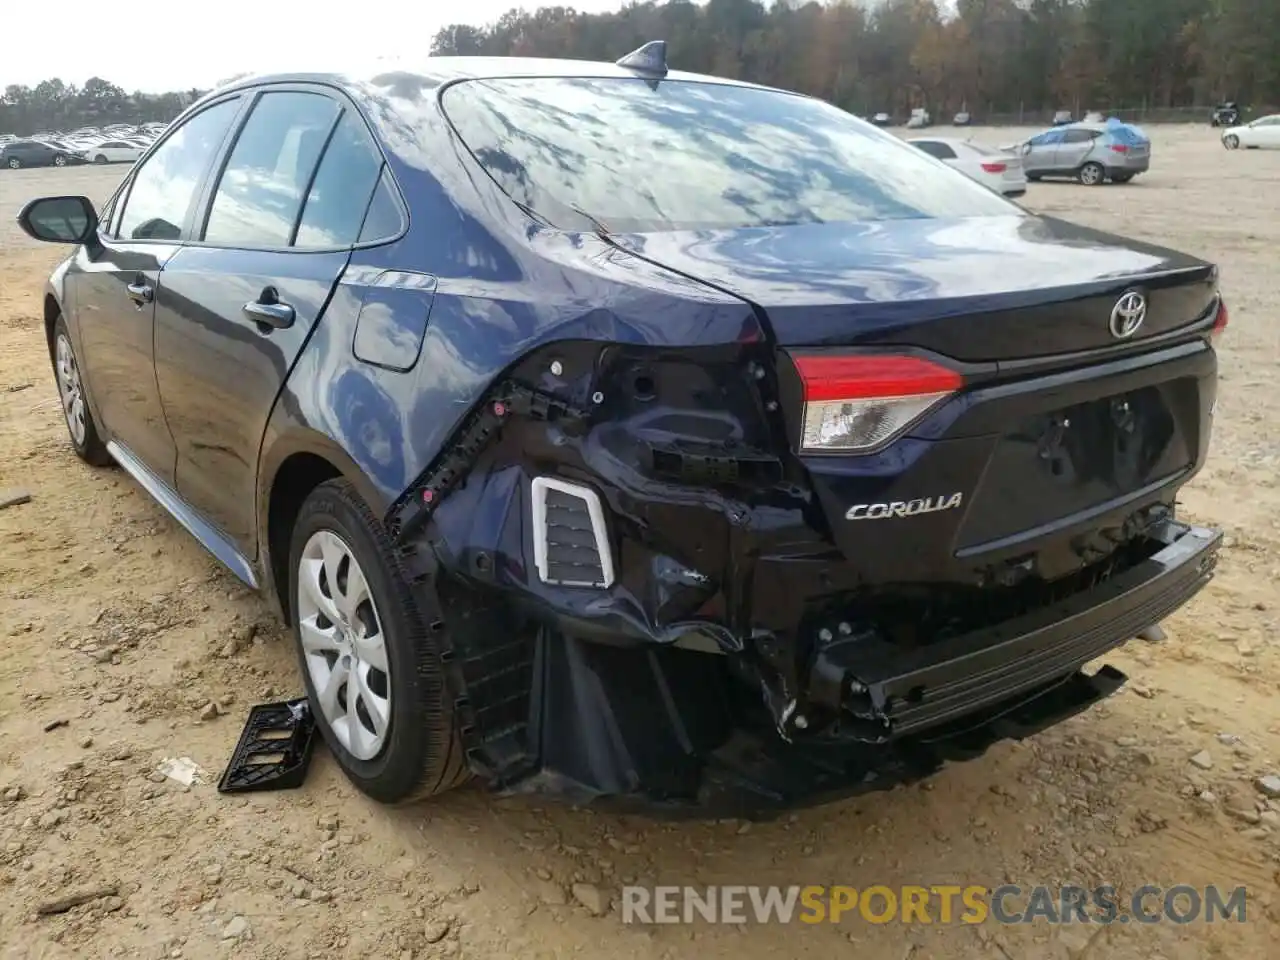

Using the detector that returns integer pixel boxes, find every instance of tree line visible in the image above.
[431,0,1280,121]
[6,1,1276,136]
[0,78,204,137]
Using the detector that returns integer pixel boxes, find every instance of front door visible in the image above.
[68,96,244,481]
[153,89,389,552]
[1022,129,1062,174]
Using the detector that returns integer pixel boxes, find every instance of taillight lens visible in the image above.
[1109,144,1129,153]
[791,354,963,453]
[1210,298,1228,343]
[980,161,1007,173]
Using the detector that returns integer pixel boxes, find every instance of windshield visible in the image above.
[442,77,1018,232]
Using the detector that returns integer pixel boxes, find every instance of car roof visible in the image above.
[213,56,779,99]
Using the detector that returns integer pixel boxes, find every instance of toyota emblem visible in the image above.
[1109,291,1147,339]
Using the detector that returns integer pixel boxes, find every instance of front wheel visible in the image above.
[1224,135,1239,150]
[6,157,20,169]
[52,316,111,466]
[94,154,108,164]
[53,154,67,167]
[1078,162,1105,186]
[288,479,469,804]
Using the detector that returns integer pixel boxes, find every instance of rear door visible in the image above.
[1053,128,1097,170]
[152,86,390,551]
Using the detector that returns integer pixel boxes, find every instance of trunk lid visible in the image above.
[609,215,1216,359]
[611,214,1219,592]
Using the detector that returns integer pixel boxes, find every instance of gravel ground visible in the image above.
[1,126,1278,960]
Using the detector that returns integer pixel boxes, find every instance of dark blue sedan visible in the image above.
[19,44,1226,815]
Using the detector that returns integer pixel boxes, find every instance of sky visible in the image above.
[4,0,629,92]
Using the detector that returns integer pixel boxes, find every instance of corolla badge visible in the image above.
[1109,290,1147,339]
[846,492,964,520]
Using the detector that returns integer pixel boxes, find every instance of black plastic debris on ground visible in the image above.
[217,698,317,793]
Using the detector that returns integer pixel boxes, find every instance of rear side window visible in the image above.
[357,169,405,243]
[443,77,1014,232]
[117,98,240,241]
[1061,129,1097,143]
[203,91,340,247]
[913,141,956,160]
[294,112,386,248]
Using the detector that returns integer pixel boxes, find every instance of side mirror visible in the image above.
[17,195,97,244]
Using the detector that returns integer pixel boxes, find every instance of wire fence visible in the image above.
[969,104,1279,126]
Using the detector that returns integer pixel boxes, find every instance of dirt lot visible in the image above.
[1,127,1278,960]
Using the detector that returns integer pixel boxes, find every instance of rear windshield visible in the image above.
[442,77,1017,232]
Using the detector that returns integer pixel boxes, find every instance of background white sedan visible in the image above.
[83,140,145,164]
[1222,115,1280,150]
[908,136,1028,197]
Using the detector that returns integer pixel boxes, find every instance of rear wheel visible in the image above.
[288,479,469,804]
[53,154,67,167]
[52,316,111,466]
[6,157,20,169]
[1223,135,1239,150]
[1026,173,1042,182]
[1078,162,1105,186]
[94,154,108,164]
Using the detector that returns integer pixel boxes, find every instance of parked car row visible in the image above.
[908,117,1152,194]
[0,121,168,169]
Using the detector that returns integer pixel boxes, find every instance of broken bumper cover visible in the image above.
[422,520,1219,818]
[818,521,1222,739]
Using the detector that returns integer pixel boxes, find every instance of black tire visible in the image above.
[94,154,108,164]
[53,154,67,167]
[6,157,20,170]
[288,478,469,804]
[1224,135,1239,150]
[51,315,112,466]
[1078,161,1105,186]
[1026,173,1042,182]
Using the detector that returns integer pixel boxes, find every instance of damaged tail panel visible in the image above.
[383,324,1221,816]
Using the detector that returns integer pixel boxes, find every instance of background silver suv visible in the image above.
[1015,121,1151,185]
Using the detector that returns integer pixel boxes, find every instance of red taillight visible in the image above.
[791,354,963,453]
[980,161,1007,173]
[1109,144,1129,153]
[1210,298,1228,343]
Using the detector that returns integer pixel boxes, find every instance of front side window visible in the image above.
[294,111,386,248]
[117,98,240,242]
[203,91,341,247]
[443,77,1016,232]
